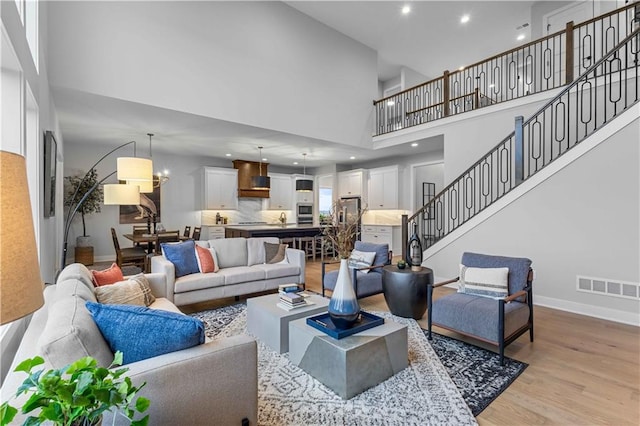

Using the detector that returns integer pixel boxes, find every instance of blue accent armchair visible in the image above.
[321,241,391,299]
[427,252,534,365]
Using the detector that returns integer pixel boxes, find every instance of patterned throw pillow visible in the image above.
[195,244,216,273]
[348,250,377,274]
[264,242,287,264]
[458,265,509,298]
[162,240,200,278]
[85,301,205,365]
[91,263,124,287]
[94,274,156,306]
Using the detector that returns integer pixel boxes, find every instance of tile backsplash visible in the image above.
[202,198,294,225]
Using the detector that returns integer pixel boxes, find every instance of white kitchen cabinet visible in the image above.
[203,167,238,210]
[266,173,293,210]
[338,169,365,198]
[368,166,399,210]
[204,226,225,240]
[361,225,402,254]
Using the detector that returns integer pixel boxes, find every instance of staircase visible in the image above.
[401,27,640,258]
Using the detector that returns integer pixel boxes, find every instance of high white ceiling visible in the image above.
[51,1,542,168]
[287,1,535,82]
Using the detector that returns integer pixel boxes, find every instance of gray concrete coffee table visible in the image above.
[246,292,329,353]
[288,316,408,399]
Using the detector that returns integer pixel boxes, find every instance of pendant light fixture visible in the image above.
[132,133,170,193]
[296,153,313,192]
[251,146,270,190]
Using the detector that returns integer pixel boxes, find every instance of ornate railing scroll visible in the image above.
[403,27,639,255]
[376,3,639,137]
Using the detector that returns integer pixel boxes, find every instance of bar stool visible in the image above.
[299,235,326,262]
[280,237,296,249]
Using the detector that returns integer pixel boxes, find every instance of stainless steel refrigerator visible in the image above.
[338,196,362,241]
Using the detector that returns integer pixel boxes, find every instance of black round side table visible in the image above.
[382,265,434,319]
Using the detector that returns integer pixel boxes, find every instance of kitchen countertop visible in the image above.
[225,224,318,231]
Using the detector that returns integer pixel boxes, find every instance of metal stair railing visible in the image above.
[401,27,639,257]
[376,3,639,137]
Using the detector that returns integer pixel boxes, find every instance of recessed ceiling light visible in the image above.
[349,156,356,160]
[387,100,395,106]
[460,15,470,24]
[517,34,525,41]
[458,66,465,71]
[401,5,411,15]
[489,84,495,88]
[262,158,267,161]
[411,143,418,147]
[293,161,298,165]
[225,153,231,157]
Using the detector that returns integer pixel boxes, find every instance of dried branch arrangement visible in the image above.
[322,200,367,259]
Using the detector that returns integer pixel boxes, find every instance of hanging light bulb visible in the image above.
[296,153,313,192]
[251,146,270,189]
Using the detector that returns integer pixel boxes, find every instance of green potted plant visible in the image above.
[64,169,103,265]
[0,351,149,426]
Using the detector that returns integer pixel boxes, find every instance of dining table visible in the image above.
[123,232,188,254]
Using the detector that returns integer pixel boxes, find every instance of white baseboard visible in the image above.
[534,295,640,326]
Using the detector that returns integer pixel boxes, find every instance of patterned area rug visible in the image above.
[424,331,528,415]
[191,304,525,424]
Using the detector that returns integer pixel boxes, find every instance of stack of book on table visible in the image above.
[277,285,313,311]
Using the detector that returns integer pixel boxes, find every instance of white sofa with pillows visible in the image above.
[151,237,306,306]
[0,263,258,425]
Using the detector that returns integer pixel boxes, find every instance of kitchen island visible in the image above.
[225,224,322,239]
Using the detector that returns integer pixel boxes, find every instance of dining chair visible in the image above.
[154,230,181,255]
[110,228,147,270]
[132,225,150,250]
[192,226,202,241]
[183,226,192,238]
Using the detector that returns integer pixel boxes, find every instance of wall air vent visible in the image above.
[576,276,640,300]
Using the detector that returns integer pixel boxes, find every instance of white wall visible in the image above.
[46,1,377,148]
[425,116,640,325]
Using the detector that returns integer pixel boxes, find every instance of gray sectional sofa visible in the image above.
[151,237,306,306]
[0,263,258,425]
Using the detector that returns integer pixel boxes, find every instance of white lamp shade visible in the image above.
[103,183,140,205]
[0,151,44,324]
[117,157,153,182]
[131,178,154,193]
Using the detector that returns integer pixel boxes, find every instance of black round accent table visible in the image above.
[382,265,434,319]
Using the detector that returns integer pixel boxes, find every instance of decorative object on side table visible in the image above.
[406,221,423,271]
[396,259,407,269]
[0,351,150,426]
[322,201,368,329]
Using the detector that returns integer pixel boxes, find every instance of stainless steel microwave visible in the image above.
[297,203,313,217]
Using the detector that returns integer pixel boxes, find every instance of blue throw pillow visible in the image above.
[86,301,205,364]
[162,240,199,277]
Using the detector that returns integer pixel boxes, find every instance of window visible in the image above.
[25,0,38,71]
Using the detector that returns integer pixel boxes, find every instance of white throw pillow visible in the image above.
[458,265,509,299]
[348,250,377,274]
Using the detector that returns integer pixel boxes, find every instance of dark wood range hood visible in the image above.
[232,160,270,198]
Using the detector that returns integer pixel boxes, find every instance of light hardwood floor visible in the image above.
[133,258,640,424]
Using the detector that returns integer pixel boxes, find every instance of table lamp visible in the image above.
[0,151,44,325]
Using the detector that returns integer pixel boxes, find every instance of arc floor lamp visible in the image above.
[61,140,152,271]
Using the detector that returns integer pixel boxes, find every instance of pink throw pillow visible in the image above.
[91,263,125,287]
[195,245,216,274]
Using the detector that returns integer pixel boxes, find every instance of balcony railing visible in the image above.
[375,3,639,137]
[402,27,639,256]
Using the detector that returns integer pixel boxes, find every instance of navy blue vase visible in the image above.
[328,259,360,329]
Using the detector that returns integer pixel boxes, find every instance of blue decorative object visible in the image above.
[307,311,384,339]
[161,239,199,277]
[86,301,205,364]
[328,258,361,329]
